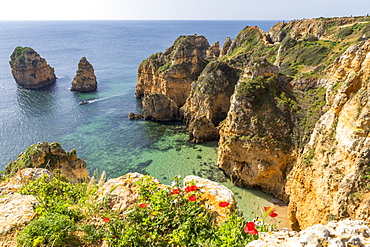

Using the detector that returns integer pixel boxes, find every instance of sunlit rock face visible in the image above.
[71,57,97,92]
[136,34,210,112]
[9,47,56,89]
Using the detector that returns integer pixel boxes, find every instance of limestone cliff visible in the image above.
[135,35,210,114]
[71,57,97,92]
[142,93,180,121]
[286,39,370,230]
[135,17,370,230]
[217,60,294,199]
[9,47,56,89]
[5,142,88,182]
[181,61,239,143]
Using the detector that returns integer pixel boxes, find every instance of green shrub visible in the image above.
[337,27,353,39]
[18,174,95,220]
[17,213,76,247]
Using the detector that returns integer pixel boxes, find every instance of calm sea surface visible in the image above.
[0,20,280,216]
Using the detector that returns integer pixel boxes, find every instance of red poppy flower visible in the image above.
[264,207,278,217]
[244,222,258,235]
[219,201,230,207]
[188,195,196,201]
[139,203,148,208]
[103,217,110,223]
[185,185,199,193]
[172,188,180,194]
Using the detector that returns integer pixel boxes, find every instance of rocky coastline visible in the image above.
[135,16,370,230]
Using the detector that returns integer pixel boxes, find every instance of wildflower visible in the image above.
[264,207,278,217]
[112,236,117,239]
[219,201,230,207]
[185,185,199,193]
[244,222,258,235]
[139,203,148,208]
[103,217,110,223]
[172,188,180,194]
[188,195,196,201]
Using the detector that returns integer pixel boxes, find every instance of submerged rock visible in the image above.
[71,57,97,92]
[9,46,56,89]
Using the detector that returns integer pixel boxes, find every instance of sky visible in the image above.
[0,0,369,21]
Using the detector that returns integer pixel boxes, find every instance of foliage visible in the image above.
[18,174,95,220]
[337,27,353,39]
[12,46,32,59]
[103,175,274,246]
[16,213,76,247]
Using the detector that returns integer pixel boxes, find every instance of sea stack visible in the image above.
[71,57,97,92]
[9,46,56,89]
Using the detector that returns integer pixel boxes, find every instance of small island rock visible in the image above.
[71,57,97,92]
[9,47,56,89]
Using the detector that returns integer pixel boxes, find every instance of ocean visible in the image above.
[0,20,280,216]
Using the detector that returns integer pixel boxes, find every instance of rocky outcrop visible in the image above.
[285,39,370,230]
[183,175,236,224]
[136,35,210,113]
[206,41,220,59]
[220,37,232,57]
[217,61,294,200]
[71,57,97,92]
[5,142,89,182]
[142,93,180,121]
[181,61,239,143]
[128,112,143,120]
[267,17,360,43]
[0,168,51,237]
[9,47,56,89]
[247,219,370,247]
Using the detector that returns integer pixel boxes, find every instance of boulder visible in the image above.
[128,112,144,120]
[9,47,56,89]
[71,57,97,92]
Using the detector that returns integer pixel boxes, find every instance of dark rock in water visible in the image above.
[9,46,56,89]
[136,160,153,169]
[128,112,144,120]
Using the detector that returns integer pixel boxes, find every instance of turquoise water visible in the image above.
[0,20,280,216]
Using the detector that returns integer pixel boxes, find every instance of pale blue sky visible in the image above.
[0,0,369,20]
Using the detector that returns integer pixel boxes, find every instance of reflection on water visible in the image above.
[16,84,56,117]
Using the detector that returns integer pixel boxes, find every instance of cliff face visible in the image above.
[181,61,239,143]
[217,61,294,199]
[136,35,210,110]
[5,142,88,182]
[9,47,56,89]
[136,17,370,230]
[71,57,97,92]
[286,39,370,230]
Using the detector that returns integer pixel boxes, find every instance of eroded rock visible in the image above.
[9,47,56,89]
[71,57,97,92]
